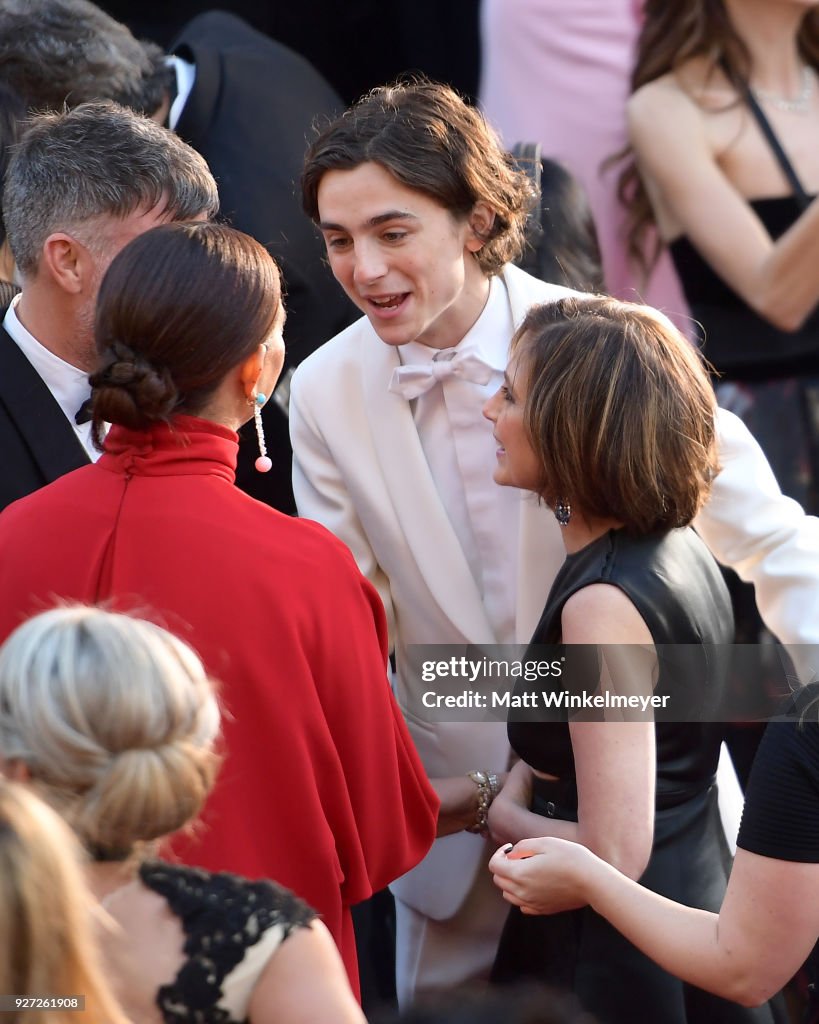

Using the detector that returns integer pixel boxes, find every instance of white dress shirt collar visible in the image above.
[3,295,99,461]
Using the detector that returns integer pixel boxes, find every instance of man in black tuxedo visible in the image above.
[0,102,218,513]
[0,0,357,513]
[94,0,481,107]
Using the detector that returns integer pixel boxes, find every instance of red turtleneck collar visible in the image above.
[99,415,238,484]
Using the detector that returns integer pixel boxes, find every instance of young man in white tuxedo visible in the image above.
[290,80,819,1004]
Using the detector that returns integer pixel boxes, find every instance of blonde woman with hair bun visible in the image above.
[0,605,366,1024]
[0,780,126,1024]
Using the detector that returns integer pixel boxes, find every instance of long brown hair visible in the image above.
[618,0,819,275]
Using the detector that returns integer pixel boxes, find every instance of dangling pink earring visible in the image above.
[253,393,272,473]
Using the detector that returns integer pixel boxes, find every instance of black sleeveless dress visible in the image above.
[671,197,819,515]
[491,527,776,1024]
[670,197,819,384]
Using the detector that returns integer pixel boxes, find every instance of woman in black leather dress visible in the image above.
[489,680,819,1014]
[482,297,774,1023]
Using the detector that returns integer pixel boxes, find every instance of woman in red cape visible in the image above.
[0,222,438,994]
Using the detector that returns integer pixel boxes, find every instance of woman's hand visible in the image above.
[488,837,595,915]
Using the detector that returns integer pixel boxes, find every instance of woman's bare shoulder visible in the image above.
[627,64,724,188]
[630,70,685,109]
[561,584,653,645]
[629,67,709,127]
[630,59,736,124]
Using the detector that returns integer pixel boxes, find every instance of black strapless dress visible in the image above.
[491,528,776,1024]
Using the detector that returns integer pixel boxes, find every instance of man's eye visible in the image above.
[382,231,407,243]
[327,237,351,250]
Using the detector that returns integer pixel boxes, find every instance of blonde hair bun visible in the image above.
[0,606,221,856]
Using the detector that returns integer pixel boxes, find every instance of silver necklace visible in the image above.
[751,66,814,114]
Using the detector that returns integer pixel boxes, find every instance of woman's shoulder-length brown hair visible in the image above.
[514,296,720,536]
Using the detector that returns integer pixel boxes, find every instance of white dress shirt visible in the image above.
[167,55,196,132]
[397,276,520,643]
[3,296,99,461]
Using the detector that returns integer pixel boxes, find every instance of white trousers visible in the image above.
[394,845,509,1008]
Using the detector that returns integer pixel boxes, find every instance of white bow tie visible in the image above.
[388,350,495,400]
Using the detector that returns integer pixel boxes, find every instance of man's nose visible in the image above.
[353,241,387,286]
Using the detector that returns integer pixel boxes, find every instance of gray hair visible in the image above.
[0,605,222,858]
[3,101,219,278]
[0,0,172,115]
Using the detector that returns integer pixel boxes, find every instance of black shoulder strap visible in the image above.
[720,58,811,211]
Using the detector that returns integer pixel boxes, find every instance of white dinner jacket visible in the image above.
[290,262,819,920]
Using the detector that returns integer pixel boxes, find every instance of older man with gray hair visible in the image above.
[0,0,356,514]
[0,100,218,511]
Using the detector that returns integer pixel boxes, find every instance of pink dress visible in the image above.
[479,0,689,328]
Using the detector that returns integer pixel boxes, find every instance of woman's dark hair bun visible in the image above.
[89,223,282,448]
[89,339,179,439]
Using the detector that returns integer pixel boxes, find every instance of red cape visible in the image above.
[0,417,438,991]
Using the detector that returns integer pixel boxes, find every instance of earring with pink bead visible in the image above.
[253,391,272,473]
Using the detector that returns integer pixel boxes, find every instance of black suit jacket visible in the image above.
[100,1,480,105]
[0,325,90,514]
[172,12,357,513]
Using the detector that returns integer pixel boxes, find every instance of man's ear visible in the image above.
[40,232,90,295]
[466,201,497,252]
[239,343,267,402]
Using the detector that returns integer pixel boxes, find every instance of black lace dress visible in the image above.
[139,862,316,1023]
